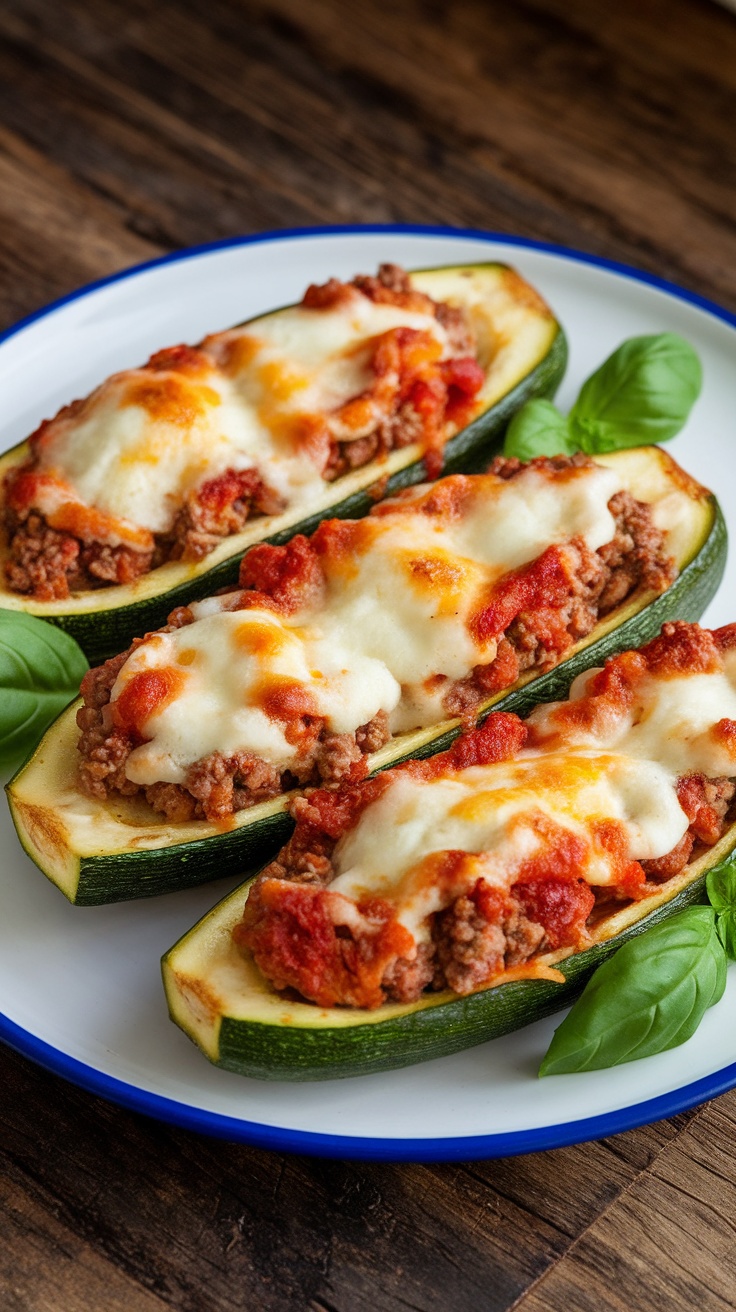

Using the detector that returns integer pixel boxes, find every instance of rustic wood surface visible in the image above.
[2,0,736,1307]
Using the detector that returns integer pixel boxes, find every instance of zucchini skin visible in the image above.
[0,270,567,664]
[163,798,736,1082]
[212,869,718,1082]
[72,807,291,907]
[68,494,727,904]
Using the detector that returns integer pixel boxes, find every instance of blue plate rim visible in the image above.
[3,221,736,1161]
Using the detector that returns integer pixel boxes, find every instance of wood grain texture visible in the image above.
[0,1047,709,1312]
[1,0,735,1308]
[517,1098,736,1311]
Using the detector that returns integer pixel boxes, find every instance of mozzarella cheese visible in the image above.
[527,650,736,777]
[111,460,626,780]
[120,609,401,786]
[329,752,688,940]
[321,650,736,942]
[315,463,620,712]
[30,295,450,533]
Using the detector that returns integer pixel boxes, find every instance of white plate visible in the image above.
[3,226,736,1162]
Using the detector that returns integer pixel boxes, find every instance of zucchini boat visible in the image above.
[162,622,736,1081]
[162,838,735,1082]
[0,263,566,663]
[6,447,725,906]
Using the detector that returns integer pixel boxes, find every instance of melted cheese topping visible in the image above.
[29,295,449,533]
[111,460,625,781]
[329,753,687,940]
[316,464,620,716]
[321,653,736,943]
[527,650,736,776]
[120,610,401,786]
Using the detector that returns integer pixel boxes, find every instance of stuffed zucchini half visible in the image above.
[7,446,725,907]
[163,621,736,1081]
[0,262,565,663]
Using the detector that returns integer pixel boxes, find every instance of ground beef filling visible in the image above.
[4,264,482,600]
[3,511,155,601]
[237,773,736,1008]
[75,475,676,824]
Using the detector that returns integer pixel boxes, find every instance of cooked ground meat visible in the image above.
[76,645,148,801]
[432,890,509,994]
[5,263,481,599]
[638,832,695,880]
[238,863,586,1007]
[4,509,154,601]
[258,815,337,887]
[322,404,426,482]
[434,301,476,355]
[641,774,736,879]
[382,943,436,1003]
[311,733,364,784]
[355,710,391,753]
[160,468,286,564]
[425,875,594,998]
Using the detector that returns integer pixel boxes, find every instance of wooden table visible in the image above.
[2,1,736,1307]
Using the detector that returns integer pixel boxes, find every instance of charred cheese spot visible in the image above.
[233,618,294,660]
[403,550,487,616]
[257,358,312,403]
[211,332,263,375]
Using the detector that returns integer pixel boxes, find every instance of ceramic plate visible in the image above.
[3,226,736,1162]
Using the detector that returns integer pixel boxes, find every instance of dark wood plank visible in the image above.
[517,1092,736,1312]
[0,1149,169,1312]
[0,1046,703,1312]
[0,122,157,328]
[0,0,734,311]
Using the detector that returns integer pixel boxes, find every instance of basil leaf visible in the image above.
[716,910,736,962]
[568,333,702,453]
[0,612,88,772]
[503,399,574,460]
[706,859,736,961]
[539,906,726,1076]
[706,857,736,914]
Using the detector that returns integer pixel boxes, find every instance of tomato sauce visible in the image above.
[111,667,186,737]
[236,879,414,1010]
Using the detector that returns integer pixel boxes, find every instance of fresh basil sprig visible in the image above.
[0,612,88,772]
[539,906,726,1077]
[505,333,702,460]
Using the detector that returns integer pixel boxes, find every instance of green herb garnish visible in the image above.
[0,612,88,772]
[505,333,702,460]
[707,858,736,962]
[539,906,727,1076]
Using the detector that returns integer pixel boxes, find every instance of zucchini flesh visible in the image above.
[162,828,736,1081]
[0,264,566,663]
[6,446,725,906]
